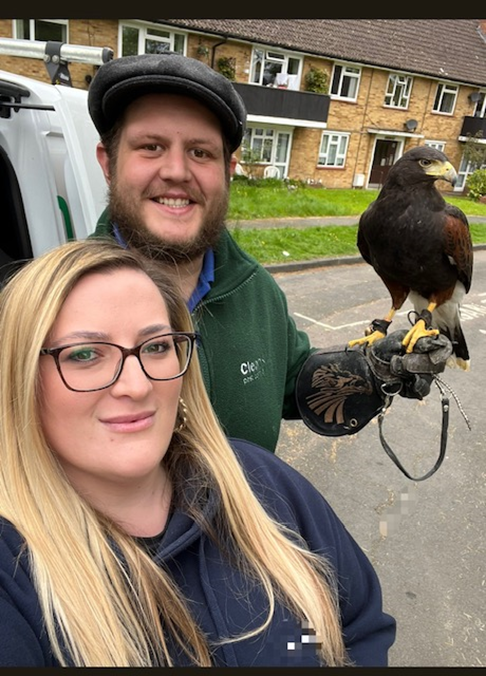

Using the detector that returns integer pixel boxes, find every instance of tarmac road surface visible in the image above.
[271,249,486,668]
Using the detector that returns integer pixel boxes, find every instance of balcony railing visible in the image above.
[232,82,329,125]
[460,116,486,139]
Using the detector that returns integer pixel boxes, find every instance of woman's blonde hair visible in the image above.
[0,239,349,667]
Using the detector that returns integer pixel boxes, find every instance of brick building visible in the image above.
[1,18,485,190]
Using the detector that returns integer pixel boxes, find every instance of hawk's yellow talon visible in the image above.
[402,319,439,353]
[348,330,386,348]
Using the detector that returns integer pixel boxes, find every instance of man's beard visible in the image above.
[108,181,229,264]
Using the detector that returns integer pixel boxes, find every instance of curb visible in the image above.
[265,255,363,273]
[264,243,486,274]
[231,215,486,274]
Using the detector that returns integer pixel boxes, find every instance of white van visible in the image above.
[0,39,111,280]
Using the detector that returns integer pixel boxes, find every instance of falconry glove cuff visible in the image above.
[295,346,386,437]
[295,329,453,437]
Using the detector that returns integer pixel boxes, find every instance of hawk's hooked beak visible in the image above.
[432,161,458,187]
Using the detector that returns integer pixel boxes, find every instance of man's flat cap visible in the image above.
[88,52,247,152]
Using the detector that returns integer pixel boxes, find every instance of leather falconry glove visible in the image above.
[296,329,453,437]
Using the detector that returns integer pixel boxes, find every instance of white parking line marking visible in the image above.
[460,304,486,320]
[293,313,368,330]
[294,309,410,331]
[295,303,486,330]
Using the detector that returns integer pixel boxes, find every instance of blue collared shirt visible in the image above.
[187,246,214,312]
[112,223,215,312]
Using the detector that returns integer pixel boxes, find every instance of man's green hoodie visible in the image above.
[92,214,311,453]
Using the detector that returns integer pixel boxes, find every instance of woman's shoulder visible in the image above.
[229,437,298,475]
[226,437,368,585]
[227,437,331,520]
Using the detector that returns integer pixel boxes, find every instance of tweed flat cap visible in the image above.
[88,52,247,152]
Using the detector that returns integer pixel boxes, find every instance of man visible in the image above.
[87,52,451,454]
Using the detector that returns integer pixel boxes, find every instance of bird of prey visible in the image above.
[349,146,473,371]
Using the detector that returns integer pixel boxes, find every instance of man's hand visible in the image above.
[365,329,453,399]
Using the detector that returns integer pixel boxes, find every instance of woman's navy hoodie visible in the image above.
[0,438,396,666]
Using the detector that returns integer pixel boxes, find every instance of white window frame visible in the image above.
[244,127,276,163]
[424,140,446,152]
[242,125,292,177]
[433,82,458,115]
[384,73,412,109]
[330,64,361,101]
[317,131,350,168]
[119,21,186,57]
[473,91,486,118]
[250,47,302,90]
[456,154,486,192]
[13,19,68,42]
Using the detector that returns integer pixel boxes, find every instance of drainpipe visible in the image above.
[211,38,228,69]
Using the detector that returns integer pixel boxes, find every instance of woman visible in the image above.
[0,239,395,667]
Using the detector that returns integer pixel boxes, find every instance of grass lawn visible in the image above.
[231,224,486,265]
[227,178,486,220]
[228,178,486,265]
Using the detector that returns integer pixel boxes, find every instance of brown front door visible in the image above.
[369,140,398,186]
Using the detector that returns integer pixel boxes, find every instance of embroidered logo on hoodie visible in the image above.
[240,357,266,385]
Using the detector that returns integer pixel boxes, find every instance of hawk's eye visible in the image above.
[419,159,432,167]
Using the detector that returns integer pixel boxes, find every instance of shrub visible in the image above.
[216,56,236,81]
[465,168,486,201]
[304,66,329,94]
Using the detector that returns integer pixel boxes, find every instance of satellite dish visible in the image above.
[404,119,418,131]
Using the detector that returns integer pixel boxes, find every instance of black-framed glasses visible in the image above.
[40,332,196,392]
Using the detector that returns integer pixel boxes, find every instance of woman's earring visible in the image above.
[175,397,188,433]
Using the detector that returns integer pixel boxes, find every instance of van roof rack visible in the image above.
[0,37,113,86]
